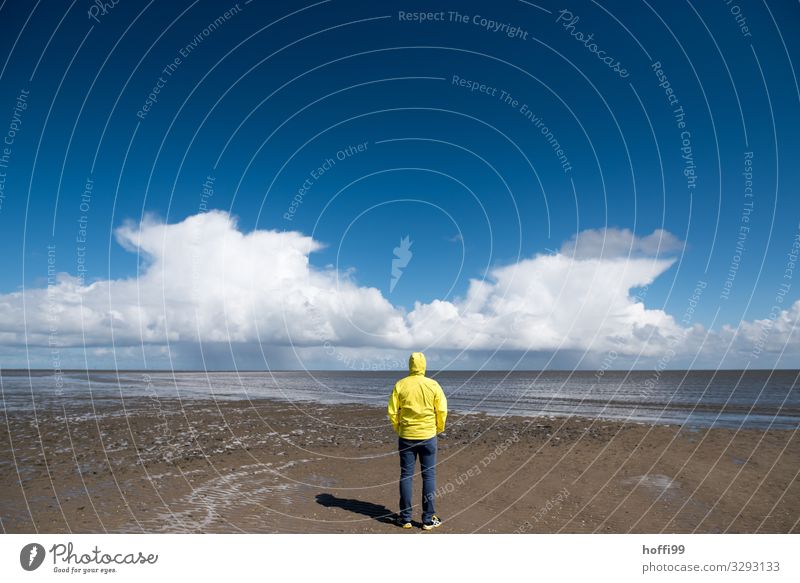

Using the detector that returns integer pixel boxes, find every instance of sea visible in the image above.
[1,369,799,430]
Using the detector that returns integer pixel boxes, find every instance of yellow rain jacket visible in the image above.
[388,352,447,439]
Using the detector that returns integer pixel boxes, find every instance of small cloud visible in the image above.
[559,227,684,259]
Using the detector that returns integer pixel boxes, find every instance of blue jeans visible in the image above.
[398,435,437,523]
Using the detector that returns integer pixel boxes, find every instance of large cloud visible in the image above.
[0,211,797,368]
[406,253,681,354]
[0,211,407,350]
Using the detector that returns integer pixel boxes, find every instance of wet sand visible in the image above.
[1,398,798,533]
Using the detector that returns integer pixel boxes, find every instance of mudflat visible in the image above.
[1,398,797,533]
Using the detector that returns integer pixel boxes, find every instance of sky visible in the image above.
[0,0,798,371]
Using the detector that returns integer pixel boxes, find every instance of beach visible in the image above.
[1,397,797,534]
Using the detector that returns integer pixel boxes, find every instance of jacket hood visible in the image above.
[408,352,426,375]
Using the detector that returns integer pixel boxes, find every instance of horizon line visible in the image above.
[2,367,798,374]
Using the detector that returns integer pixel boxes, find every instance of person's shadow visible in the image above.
[315,493,398,525]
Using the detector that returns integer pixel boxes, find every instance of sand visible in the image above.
[1,397,798,533]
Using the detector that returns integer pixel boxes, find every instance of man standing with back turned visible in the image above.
[388,352,447,530]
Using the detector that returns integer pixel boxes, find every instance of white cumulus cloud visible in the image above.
[0,211,797,369]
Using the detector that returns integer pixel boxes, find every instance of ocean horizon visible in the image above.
[2,368,798,430]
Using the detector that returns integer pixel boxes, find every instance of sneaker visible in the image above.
[421,515,442,530]
[396,516,412,529]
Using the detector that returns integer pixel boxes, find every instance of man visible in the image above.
[387,352,447,530]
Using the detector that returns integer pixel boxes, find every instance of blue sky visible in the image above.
[0,0,798,370]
